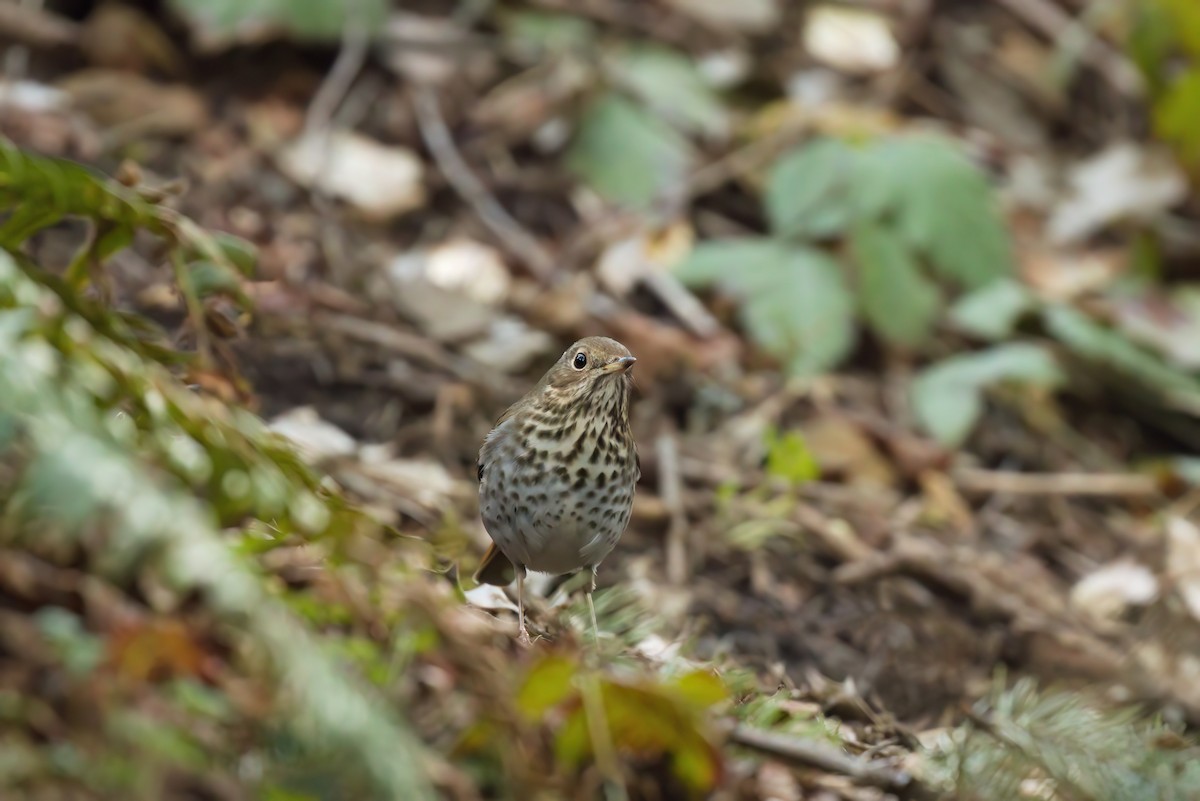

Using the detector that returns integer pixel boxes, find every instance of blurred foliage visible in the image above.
[676,133,1011,377]
[1127,0,1200,173]
[925,677,1200,801]
[166,0,390,49]
[568,92,695,210]
[503,11,727,209]
[0,136,440,798]
[7,0,1200,795]
[0,139,744,800]
[764,426,820,487]
[912,344,1064,447]
[463,653,728,798]
[676,238,855,376]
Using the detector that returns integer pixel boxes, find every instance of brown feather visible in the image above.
[473,541,516,586]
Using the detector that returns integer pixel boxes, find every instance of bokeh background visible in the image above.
[3,1,1200,799]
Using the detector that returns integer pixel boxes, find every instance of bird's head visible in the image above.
[541,336,636,404]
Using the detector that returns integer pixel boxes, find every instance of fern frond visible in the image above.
[923,677,1200,801]
[0,249,436,800]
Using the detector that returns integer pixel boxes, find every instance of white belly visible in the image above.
[480,462,632,576]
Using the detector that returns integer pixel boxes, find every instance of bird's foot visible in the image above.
[516,625,533,646]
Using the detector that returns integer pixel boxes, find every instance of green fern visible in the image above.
[924,678,1200,801]
[0,249,437,800]
[0,138,252,358]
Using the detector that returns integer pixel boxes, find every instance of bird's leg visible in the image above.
[584,567,600,646]
[516,566,532,645]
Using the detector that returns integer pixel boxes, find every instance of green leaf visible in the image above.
[912,344,1064,446]
[674,238,789,291]
[566,93,692,209]
[184,232,257,277]
[765,137,858,239]
[0,139,248,279]
[671,670,729,710]
[677,239,856,376]
[948,279,1036,340]
[1128,1,1177,90]
[499,10,596,54]
[1145,0,1200,60]
[0,207,64,248]
[1154,68,1200,170]
[852,222,941,348]
[764,426,819,485]
[864,136,1011,290]
[555,676,722,795]
[1043,304,1200,415]
[850,143,905,221]
[165,0,389,48]
[516,654,578,720]
[186,260,247,300]
[96,224,135,262]
[0,258,437,800]
[605,45,729,139]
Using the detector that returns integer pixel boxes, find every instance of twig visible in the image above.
[953,468,1160,498]
[314,311,521,395]
[303,1,372,139]
[793,501,876,563]
[993,0,1142,97]
[655,428,688,585]
[0,0,76,51]
[640,271,720,339]
[412,84,557,284]
[728,727,940,801]
[301,0,373,283]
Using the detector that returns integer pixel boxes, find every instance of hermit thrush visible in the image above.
[474,336,639,644]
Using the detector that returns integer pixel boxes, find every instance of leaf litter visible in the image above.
[4,0,1200,799]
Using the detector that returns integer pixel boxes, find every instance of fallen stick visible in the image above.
[728,726,941,800]
[953,468,1160,498]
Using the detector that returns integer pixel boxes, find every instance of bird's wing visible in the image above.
[473,541,515,585]
[477,409,519,485]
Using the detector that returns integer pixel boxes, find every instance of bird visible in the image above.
[473,336,640,644]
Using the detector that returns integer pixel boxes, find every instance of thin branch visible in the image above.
[304,0,372,139]
[412,84,557,283]
[656,428,689,585]
[729,726,941,801]
[953,468,1161,498]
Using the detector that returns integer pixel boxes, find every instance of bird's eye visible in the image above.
[572,352,588,370]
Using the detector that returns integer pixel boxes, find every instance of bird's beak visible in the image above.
[602,355,637,374]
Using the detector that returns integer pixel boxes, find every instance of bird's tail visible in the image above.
[473,542,516,586]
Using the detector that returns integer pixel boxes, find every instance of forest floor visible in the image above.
[4,1,1200,800]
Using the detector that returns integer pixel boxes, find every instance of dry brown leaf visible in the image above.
[57,69,207,139]
[79,1,183,76]
[800,416,897,489]
[106,618,211,684]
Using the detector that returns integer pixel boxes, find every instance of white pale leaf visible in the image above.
[1167,516,1200,622]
